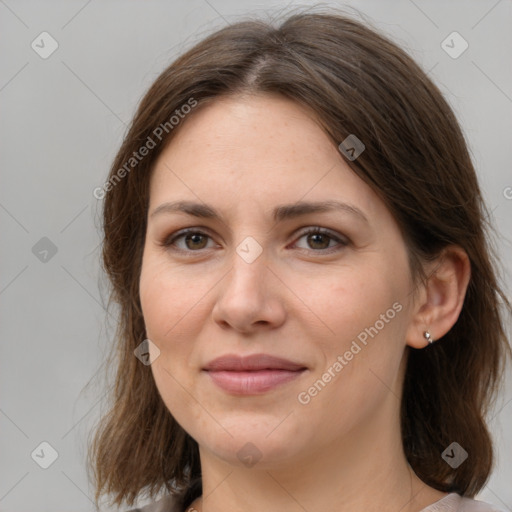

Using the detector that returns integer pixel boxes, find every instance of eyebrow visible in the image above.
[150,200,369,224]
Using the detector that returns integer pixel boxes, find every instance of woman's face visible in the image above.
[140,93,417,469]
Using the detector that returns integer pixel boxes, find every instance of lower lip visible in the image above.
[205,369,306,394]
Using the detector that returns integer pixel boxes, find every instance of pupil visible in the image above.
[309,233,329,249]
[187,234,206,249]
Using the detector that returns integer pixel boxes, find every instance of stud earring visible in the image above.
[423,331,434,345]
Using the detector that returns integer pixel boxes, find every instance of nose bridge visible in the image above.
[223,227,268,285]
[226,243,268,297]
[212,240,286,331]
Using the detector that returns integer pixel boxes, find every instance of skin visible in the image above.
[139,93,470,512]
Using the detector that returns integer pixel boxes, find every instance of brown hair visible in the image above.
[88,7,511,509]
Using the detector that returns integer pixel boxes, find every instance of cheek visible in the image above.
[139,253,202,341]
[139,252,212,386]
[139,261,201,420]
[298,259,407,348]
[139,259,203,430]
[293,258,410,410]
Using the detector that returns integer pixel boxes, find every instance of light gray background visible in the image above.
[1,1,511,511]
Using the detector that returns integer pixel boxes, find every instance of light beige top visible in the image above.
[127,492,505,512]
[420,493,504,511]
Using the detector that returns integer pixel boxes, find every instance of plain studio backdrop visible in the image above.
[1,1,511,511]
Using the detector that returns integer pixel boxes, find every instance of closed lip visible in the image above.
[203,353,307,372]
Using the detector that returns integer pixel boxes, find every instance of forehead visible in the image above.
[148,93,380,220]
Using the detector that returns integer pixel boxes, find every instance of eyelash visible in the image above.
[159,227,349,256]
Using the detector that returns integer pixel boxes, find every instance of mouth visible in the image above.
[202,353,308,395]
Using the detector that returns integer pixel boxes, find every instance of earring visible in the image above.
[423,331,434,345]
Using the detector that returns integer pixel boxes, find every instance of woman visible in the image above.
[88,8,511,512]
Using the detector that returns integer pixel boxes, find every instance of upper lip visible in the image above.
[203,353,307,372]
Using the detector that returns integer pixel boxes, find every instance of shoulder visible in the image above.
[422,493,505,512]
[459,496,507,512]
[124,494,183,512]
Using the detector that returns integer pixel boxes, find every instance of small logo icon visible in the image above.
[32,237,58,262]
[134,339,160,365]
[441,441,468,468]
[338,134,365,161]
[237,442,262,468]
[236,236,263,264]
[31,32,59,59]
[31,441,59,469]
[441,32,468,59]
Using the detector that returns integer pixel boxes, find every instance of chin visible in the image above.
[193,420,305,469]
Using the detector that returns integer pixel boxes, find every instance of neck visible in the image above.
[187,401,447,512]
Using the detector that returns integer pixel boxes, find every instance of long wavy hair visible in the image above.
[87,7,511,510]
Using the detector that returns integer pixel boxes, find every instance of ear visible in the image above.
[406,246,471,349]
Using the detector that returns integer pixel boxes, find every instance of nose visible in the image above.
[211,250,287,334]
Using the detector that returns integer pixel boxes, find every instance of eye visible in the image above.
[160,229,217,253]
[291,227,349,253]
[159,226,349,256]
